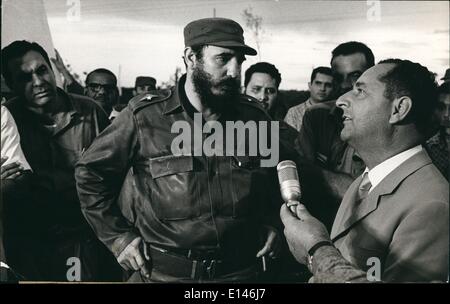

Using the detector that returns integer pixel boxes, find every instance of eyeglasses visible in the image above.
[87,83,116,92]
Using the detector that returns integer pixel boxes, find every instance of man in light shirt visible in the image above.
[281,59,449,282]
[285,67,335,131]
[1,106,31,172]
[1,105,31,282]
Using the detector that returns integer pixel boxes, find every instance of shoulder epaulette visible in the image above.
[238,94,264,109]
[128,89,173,113]
[237,94,272,117]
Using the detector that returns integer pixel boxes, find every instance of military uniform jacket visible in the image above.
[75,75,297,259]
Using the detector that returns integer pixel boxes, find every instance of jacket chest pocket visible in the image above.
[229,156,271,218]
[147,155,200,220]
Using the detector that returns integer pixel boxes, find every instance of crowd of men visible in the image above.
[0,16,449,283]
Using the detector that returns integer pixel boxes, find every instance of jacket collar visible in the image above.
[331,149,433,241]
[163,74,232,122]
[48,88,80,136]
[10,88,80,136]
[163,75,185,115]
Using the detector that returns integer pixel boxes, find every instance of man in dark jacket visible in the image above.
[75,18,298,283]
[1,40,121,281]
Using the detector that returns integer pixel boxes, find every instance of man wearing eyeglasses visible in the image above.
[85,68,120,117]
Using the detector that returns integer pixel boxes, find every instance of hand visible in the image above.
[280,203,331,265]
[51,49,67,72]
[1,157,25,180]
[51,49,75,84]
[256,225,280,259]
[116,236,151,279]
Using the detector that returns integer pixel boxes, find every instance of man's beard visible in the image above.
[192,64,240,113]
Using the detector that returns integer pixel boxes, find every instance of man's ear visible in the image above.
[308,82,312,91]
[184,47,197,70]
[389,96,412,124]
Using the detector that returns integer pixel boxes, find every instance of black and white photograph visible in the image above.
[1,0,449,291]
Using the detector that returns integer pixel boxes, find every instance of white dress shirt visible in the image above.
[1,105,31,170]
[364,145,423,193]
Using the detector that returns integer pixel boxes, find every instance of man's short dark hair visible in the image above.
[331,41,375,68]
[1,40,53,89]
[85,68,117,86]
[310,66,333,83]
[182,45,205,69]
[378,59,438,136]
[244,62,282,88]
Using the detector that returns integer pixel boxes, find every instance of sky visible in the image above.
[41,0,449,90]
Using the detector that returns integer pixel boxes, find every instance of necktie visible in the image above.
[357,172,372,202]
[340,172,372,231]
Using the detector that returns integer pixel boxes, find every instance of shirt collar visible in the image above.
[365,145,423,192]
[167,73,233,122]
[47,88,79,136]
[178,74,199,120]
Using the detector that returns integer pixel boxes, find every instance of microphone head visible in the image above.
[277,160,298,182]
[277,160,301,203]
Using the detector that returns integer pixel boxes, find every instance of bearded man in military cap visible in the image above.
[75,18,298,283]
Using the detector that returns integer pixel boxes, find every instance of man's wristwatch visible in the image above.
[307,240,334,272]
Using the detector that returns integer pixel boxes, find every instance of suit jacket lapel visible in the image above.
[331,150,433,241]
[331,176,360,239]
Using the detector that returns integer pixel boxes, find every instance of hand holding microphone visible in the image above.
[278,161,333,266]
[277,160,301,215]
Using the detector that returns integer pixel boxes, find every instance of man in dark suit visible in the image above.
[281,59,449,282]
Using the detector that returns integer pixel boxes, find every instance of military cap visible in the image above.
[135,76,157,88]
[184,17,257,55]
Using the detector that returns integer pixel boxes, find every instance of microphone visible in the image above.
[277,160,301,214]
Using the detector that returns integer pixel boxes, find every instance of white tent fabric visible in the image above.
[2,0,63,87]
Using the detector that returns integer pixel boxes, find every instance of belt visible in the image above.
[148,244,257,280]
